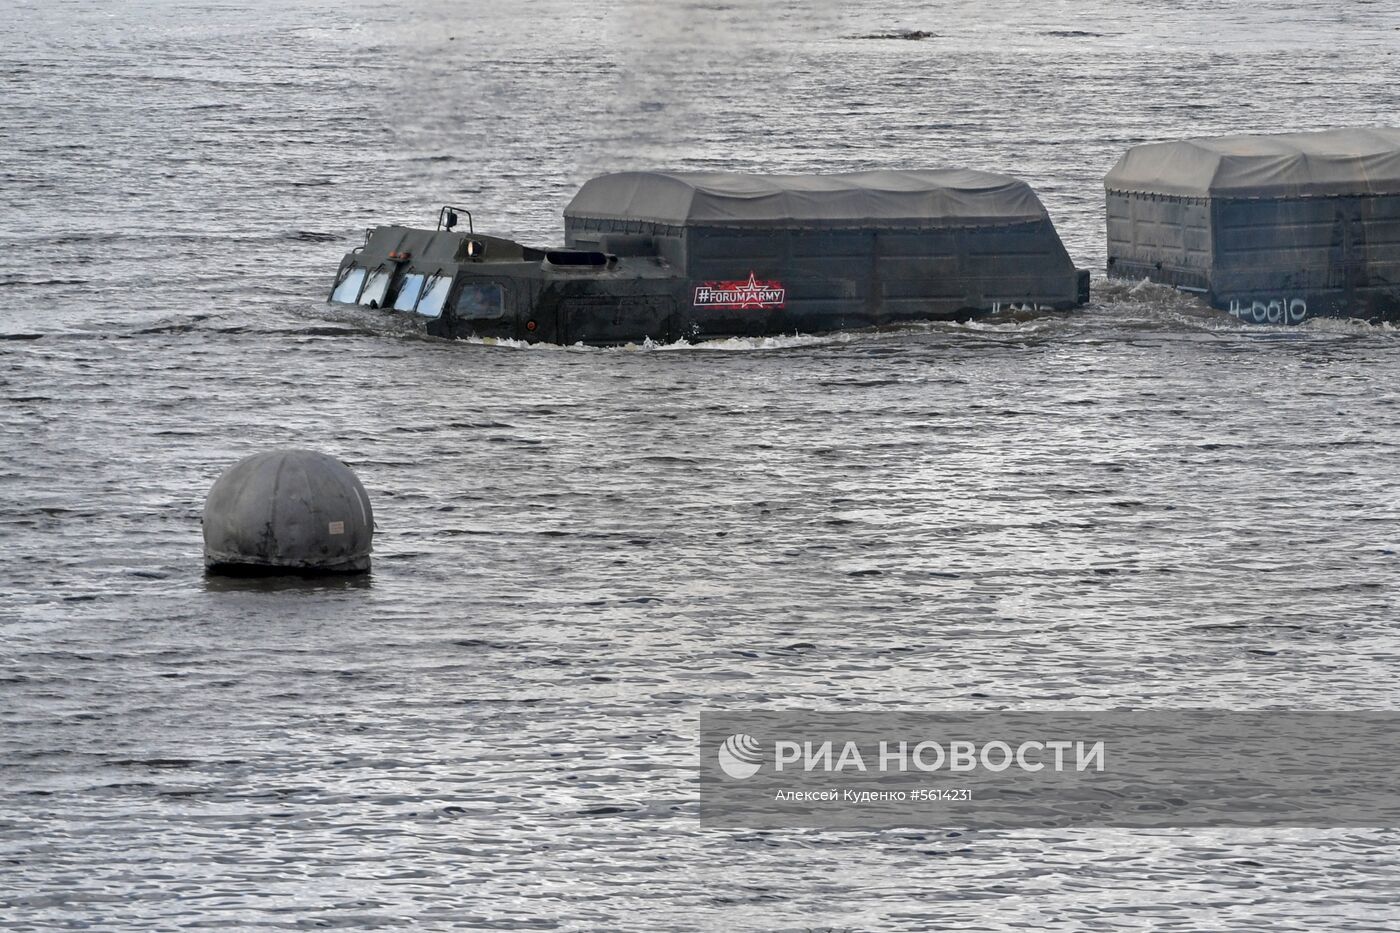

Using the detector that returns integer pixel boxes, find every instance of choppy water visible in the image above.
[4,0,1400,929]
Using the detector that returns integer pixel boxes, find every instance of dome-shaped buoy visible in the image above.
[203,449,373,574]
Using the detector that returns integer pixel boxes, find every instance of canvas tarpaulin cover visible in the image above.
[1104,128,1400,199]
[563,170,1050,228]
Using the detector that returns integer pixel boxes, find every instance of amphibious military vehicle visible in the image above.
[1105,128,1400,324]
[329,170,1090,344]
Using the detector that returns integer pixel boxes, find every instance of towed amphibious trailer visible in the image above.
[329,170,1089,344]
[1105,128,1400,324]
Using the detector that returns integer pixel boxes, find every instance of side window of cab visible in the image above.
[455,282,506,318]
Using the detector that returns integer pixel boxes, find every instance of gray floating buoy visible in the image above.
[203,449,373,574]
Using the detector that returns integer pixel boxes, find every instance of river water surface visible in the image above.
[3,0,1400,929]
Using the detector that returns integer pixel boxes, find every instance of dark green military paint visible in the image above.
[330,170,1090,345]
